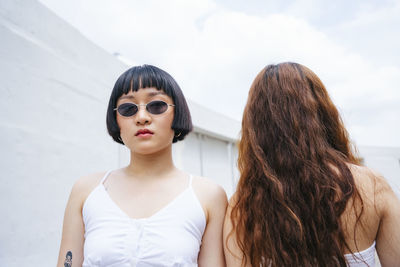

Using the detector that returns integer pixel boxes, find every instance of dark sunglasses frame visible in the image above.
[114,100,175,117]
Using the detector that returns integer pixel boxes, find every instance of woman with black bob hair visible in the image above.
[106,64,192,144]
[57,64,227,267]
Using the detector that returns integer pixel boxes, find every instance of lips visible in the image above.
[135,129,154,136]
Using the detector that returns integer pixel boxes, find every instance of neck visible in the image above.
[125,145,176,179]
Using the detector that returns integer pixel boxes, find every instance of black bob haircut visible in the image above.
[106,64,192,144]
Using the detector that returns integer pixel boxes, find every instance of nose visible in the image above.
[135,105,151,125]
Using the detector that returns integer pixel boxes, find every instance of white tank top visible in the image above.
[82,171,206,267]
[344,241,376,267]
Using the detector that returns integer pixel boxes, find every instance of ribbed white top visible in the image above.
[344,241,376,267]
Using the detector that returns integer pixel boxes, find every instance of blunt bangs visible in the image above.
[106,64,192,145]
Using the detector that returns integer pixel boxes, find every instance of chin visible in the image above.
[132,143,172,155]
[134,148,159,155]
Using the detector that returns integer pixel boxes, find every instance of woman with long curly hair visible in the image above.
[224,62,400,266]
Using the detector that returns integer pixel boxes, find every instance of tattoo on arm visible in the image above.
[64,251,72,267]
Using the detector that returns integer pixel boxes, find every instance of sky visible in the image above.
[38,0,400,147]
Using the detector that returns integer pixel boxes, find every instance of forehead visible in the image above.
[118,87,170,101]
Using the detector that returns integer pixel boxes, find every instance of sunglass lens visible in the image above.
[147,101,168,114]
[118,103,138,116]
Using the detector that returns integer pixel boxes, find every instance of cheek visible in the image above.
[116,116,123,131]
[158,115,174,140]
[116,117,131,135]
[165,115,174,132]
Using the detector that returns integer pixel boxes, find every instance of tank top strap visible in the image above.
[100,170,113,184]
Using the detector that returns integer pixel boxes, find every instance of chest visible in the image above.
[104,180,187,219]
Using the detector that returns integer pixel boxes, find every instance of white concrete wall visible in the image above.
[0,0,240,266]
[0,0,126,266]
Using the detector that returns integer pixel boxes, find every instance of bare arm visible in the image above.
[223,195,251,267]
[195,179,228,267]
[375,176,400,266]
[56,179,88,267]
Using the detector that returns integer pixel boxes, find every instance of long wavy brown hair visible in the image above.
[230,62,363,266]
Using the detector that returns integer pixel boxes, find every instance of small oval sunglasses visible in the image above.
[114,100,175,117]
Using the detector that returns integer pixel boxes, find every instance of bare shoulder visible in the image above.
[192,176,227,201]
[70,171,107,205]
[348,163,374,181]
[73,171,105,191]
[348,164,397,214]
[348,164,391,193]
[192,176,228,219]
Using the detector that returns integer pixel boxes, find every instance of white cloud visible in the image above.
[39,0,400,146]
[327,0,400,67]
